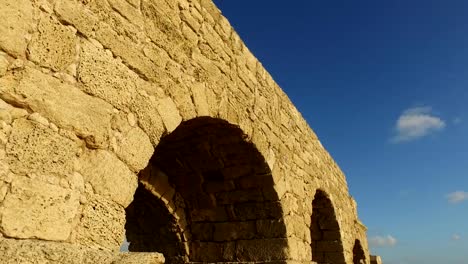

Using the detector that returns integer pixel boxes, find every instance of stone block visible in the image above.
[6,119,78,176]
[0,53,9,77]
[73,194,126,251]
[256,219,287,239]
[234,201,284,221]
[216,190,263,204]
[156,97,182,132]
[190,207,229,222]
[114,127,153,172]
[79,149,137,207]
[1,67,113,148]
[0,0,33,58]
[212,221,256,241]
[78,40,138,109]
[191,82,210,116]
[27,14,77,71]
[129,94,166,145]
[235,238,289,261]
[108,0,144,27]
[0,238,165,264]
[190,241,224,262]
[0,176,79,241]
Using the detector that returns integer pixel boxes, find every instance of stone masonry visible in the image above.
[0,0,381,263]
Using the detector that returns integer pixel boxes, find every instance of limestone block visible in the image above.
[73,194,126,251]
[129,95,166,144]
[55,0,100,37]
[284,214,309,241]
[27,14,77,71]
[190,241,224,262]
[6,119,78,176]
[79,150,137,207]
[0,53,9,77]
[235,238,289,261]
[0,0,33,58]
[108,0,144,27]
[156,97,182,132]
[78,40,138,109]
[0,238,165,264]
[191,82,210,116]
[212,221,256,241]
[1,67,113,148]
[114,127,153,172]
[256,219,287,239]
[0,176,80,241]
[234,201,283,221]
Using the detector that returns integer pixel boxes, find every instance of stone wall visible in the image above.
[0,0,380,263]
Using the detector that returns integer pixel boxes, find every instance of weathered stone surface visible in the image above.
[235,238,290,261]
[0,67,113,148]
[0,53,9,77]
[27,14,77,71]
[114,127,153,172]
[78,149,137,207]
[156,97,182,132]
[6,119,79,176]
[73,194,126,251]
[0,237,164,264]
[78,40,138,109]
[0,0,379,263]
[0,0,33,58]
[0,176,80,241]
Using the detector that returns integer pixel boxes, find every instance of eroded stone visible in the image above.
[0,176,79,241]
[78,149,137,207]
[27,14,77,71]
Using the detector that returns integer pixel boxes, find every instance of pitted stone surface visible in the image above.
[73,194,126,251]
[6,119,78,176]
[0,0,379,263]
[0,0,33,58]
[27,14,77,71]
[0,237,165,264]
[0,176,80,241]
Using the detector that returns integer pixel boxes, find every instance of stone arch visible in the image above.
[310,189,345,264]
[353,239,366,264]
[124,117,288,263]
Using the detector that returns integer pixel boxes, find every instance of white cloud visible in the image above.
[392,106,445,143]
[369,235,398,248]
[451,234,461,241]
[446,191,468,204]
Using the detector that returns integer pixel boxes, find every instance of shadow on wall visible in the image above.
[311,190,346,264]
[123,117,289,263]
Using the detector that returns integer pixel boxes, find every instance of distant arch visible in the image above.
[125,117,288,263]
[310,190,345,263]
[353,239,366,264]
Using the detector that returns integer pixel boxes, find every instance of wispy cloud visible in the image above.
[392,106,445,143]
[369,235,398,248]
[453,117,462,125]
[446,191,468,204]
[451,234,461,241]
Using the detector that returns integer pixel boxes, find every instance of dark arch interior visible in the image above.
[353,239,366,264]
[125,182,186,263]
[310,190,346,264]
[125,117,288,262]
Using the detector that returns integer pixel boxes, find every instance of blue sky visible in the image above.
[213,1,468,263]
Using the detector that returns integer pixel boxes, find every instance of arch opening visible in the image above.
[310,190,345,264]
[353,239,366,264]
[124,117,288,262]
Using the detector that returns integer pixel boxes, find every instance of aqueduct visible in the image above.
[0,0,382,263]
